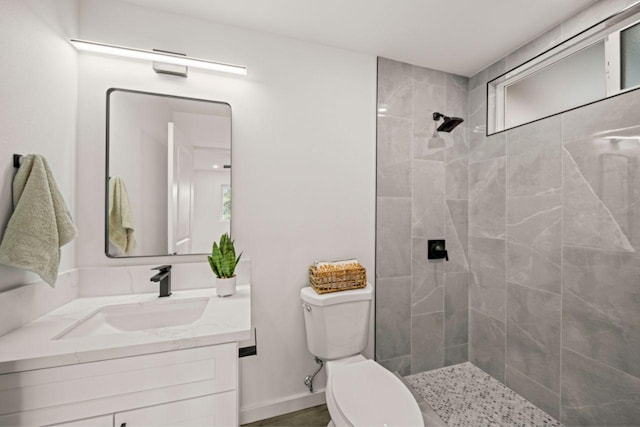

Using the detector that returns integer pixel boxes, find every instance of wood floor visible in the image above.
[242,404,331,426]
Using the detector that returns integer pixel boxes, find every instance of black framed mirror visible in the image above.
[106,88,231,258]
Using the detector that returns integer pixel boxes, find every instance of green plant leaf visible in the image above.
[207,255,220,278]
[210,233,240,279]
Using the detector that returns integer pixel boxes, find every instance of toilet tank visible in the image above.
[300,284,372,360]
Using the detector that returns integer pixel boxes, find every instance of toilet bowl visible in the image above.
[325,355,423,426]
[301,284,424,427]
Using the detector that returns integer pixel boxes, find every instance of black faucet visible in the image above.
[150,265,172,297]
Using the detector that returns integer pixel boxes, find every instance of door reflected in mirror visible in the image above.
[106,89,231,258]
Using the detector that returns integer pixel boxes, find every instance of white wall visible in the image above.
[75,0,376,418]
[0,0,78,292]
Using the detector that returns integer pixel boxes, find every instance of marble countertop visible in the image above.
[0,286,251,374]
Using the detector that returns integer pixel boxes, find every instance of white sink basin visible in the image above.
[55,297,209,339]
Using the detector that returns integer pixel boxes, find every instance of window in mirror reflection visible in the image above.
[107,89,231,258]
[221,185,231,222]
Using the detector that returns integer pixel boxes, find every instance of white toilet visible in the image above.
[301,284,424,427]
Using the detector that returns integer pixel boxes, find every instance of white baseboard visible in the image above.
[240,389,326,425]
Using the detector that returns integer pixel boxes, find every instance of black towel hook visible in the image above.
[13,154,23,168]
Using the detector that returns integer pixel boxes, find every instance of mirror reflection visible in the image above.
[106,89,231,258]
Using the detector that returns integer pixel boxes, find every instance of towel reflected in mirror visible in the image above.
[108,176,136,255]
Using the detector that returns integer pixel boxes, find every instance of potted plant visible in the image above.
[208,233,242,297]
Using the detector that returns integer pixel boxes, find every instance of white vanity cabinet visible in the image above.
[0,343,239,427]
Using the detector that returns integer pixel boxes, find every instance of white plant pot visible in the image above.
[216,276,237,297]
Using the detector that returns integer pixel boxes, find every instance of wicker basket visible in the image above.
[309,261,367,294]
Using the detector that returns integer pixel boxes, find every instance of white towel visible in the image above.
[108,176,135,255]
[0,155,77,286]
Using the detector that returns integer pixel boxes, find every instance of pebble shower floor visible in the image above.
[405,362,561,427]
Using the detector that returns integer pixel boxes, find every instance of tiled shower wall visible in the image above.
[467,1,640,425]
[375,58,470,375]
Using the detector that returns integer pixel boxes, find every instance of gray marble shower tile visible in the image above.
[411,311,444,374]
[413,136,447,162]
[446,200,468,261]
[469,236,506,321]
[470,309,505,382]
[445,124,469,164]
[379,354,411,377]
[562,246,640,379]
[444,344,468,366]
[506,115,562,197]
[562,149,634,252]
[445,272,468,348]
[468,85,504,165]
[469,132,506,164]
[414,82,446,127]
[506,365,560,421]
[376,197,411,278]
[445,126,469,200]
[506,283,561,393]
[377,57,413,119]
[413,65,446,86]
[412,238,444,316]
[467,85,487,154]
[413,83,446,157]
[377,116,412,197]
[564,133,640,251]
[468,85,485,131]
[446,157,468,201]
[561,348,640,427]
[375,277,411,361]
[445,74,469,121]
[506,195,561,294]
[412,160,445,238]
[562,85,640,143]
[444,205,468,274]
[469,157,506,239]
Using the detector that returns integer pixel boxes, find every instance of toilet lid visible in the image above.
[331,360,424,427]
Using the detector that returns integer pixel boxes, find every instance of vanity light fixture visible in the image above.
[70,39,247,76]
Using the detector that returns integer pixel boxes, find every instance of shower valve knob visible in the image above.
[428,240,449,261]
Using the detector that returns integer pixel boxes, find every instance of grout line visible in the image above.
[561,242,636,254]
[562,346,640,383]
[559,113,564,420]
[467,85,472,365]
[506,363,560,397]
[468,154,507,166]
[504,129,509,382]
[506,281,561,297]
[409,63,415,373]
[442,69,447,369]
[563,147,634,252]
[469,307,505,328]
[377,195,413,200]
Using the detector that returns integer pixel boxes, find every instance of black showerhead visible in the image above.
[433,112,464,133]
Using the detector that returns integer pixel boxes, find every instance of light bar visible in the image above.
[70,38,247,76]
